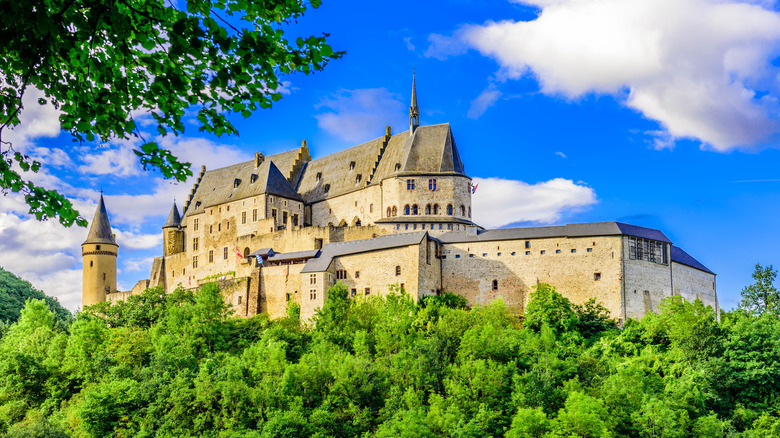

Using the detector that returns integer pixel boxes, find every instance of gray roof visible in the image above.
[265,249,321,263]
[83,194,117,246]
[183,155,303,217]
[163,202,181,228]
[437,222,672,244]
[374,216,480,225]
[301,232,430,273]
[248,248,275,258]
[671,246,714,274]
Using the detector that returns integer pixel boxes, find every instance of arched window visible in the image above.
[425,204,431,215]
[447,204,453,215]
[460,205,466,216]
[433,204,439,215]
[387,207,392,217]
[392,206,397,217]
[404,205,410,215]
[412,204,419,215]
[243,247,250,258]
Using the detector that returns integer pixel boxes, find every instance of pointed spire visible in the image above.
[409,69,420,135]
[163,201,181,228]
[83,194,117,245]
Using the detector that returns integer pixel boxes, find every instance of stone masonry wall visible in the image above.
[622,237,673,320]
[381,175,472,223]
[672,263,719,314]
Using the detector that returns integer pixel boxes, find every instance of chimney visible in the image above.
[254,152,264,167]
[302,139,307,149]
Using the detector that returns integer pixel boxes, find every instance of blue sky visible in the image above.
[2,0,779,312]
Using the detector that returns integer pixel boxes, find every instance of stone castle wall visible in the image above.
[673,262,718,313]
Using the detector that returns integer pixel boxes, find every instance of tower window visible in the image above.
[96,245,101,250]
[407,179,416,190]
[460,205,466,216]
[193,238,199,251]
[425,204,431,215]
[209,250,214,263]
[594,273,602,281]
[355,271,360,278]
[447,204,453,215]
[492,279,498,291]
[392,206,397,216]
[223,247,228,259]
[387,207,392,217]
[429,179,437,190]
[433,204,439,215]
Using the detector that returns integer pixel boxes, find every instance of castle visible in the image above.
[82,76,719,323]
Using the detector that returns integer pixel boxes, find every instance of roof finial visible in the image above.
[409,69,419,135]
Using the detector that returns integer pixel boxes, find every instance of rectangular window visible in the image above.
[351,289,357,297]
[336,269,347,280]
[365,287,371,296]
[428,178,437,190]
[252,209,258,221]
[525,251,530,255]
[571,249,576,253]
[209,250,214,263]
[628,237,668,264]
[406,179,416,190]
[310,290,317,300]
[396,265,401,276]
[355,271,360,278]
[310,274,317,285]
[587,248,593,252]
[594,273,602,281]
[540,250,546,255]
[192,256,198,268]
[193,238,199,251]
[555,249,561,254]
[283,211,288,225]
[242,212,246,224]
[223,247,228,259]
[293,214,299,227]
[525,241,530,249]
[271,209,277,219]
[193,218,199,231]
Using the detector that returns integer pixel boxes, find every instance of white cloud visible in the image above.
[315,88,407,143]
[555,151,567,158]
[468,87,503,119]
[471,176,597,228]
[404,37,416,52]
[436,0,780,151]
[78,144,143,177]
[3,88,62,150]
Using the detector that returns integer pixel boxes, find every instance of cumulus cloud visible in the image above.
[315,88,407,143]
[471,176,597,228]
[468,87,503,119]
[430,0,780,151]
[78,144,143,177]
[3,88,62,150]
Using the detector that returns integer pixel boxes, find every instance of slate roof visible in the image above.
[437,222,672,244]
[374,216,480,225]
[301,232,430,273]
[265,250,321,263]
[83,194,117,245]
[183,156,303,218]
[163,202,181,228]
[248,248,275,258]
[671,246,714,274]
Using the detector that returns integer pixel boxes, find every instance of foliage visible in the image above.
[0,280,778,437]
[0,267,72,329]
[739,264,779,317]
[0,0,341,226]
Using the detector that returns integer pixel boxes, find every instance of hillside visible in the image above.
[0,266,72,326]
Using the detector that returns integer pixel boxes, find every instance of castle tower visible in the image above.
[82,194,118,307]
[162,201,184,257]
[409,71,420,134]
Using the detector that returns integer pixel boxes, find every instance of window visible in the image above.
[395,163,401,171]
[365,287,371,296]
[433,204,439,215]
[594,273,602,281]
[316,172,322,181]
[571,249,576,253]
[447,204,453,215]
[269,196,274,204]
[293,214,299,226]
[407,179,416,190]
[226,221,230,230]
[392,206,397,216]
[252,209,258,221]
[413,224,417,230]
[455,254,460,259]
[412,204,419,215]
[395,265,401,276]
[96,245,101,250]
[271,209,277,219]
[425,204,431,215]
[556,249,561,254]
[103,273,106,280]
[421,224,425,230]
[460,205,466,216]
[404,205,410,215]
[193,238,199,251]
[468,207,471,218]
[283,211,288,225]
[310,290,317,300]
[356,174,362,183]
[447,224,452,230]
[497,252,502,256]
[351,289,357,297]
[209,250,214,263]
[324,184,330,192]
[244,247,250,258]
[525,251,530,255]
[223,247,228,259]
[483,253,487,257]
[492,280,498,291]
[310,274,317,284]
[349,161,356,170]
[428,179,437,190]
[370,204,373,213]
[525,241,530,249]
[242,212,246,224]
[192,256,198,268]
[238,295,242,304]
[469,254,474,258]
[387,207,392,217]
[628,237,668,264]
[227,205,230,211]
[355,271,360,278]
[194,218,199,231]
[587,248,593,253]
[405,224,409,230]
[540,250,546,255]
[336,269,347,280]
[89,261,93,267]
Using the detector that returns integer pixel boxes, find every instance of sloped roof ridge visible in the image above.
[671,246,714,274]
[83,194,117,245]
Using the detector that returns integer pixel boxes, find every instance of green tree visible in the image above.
[1,0,341,225]
[739,264,779,317]
[0,267,71,328]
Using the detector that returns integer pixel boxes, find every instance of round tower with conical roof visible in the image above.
[163,201,184,257]
[82,194,118,307]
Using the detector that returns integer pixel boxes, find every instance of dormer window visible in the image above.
[316,172,322,181]
[349,161,356,170]
[356,174,362,183]
[233,178,241,188]
[394,163,401,171]
[250,174,258,183]
[323,184,330,192]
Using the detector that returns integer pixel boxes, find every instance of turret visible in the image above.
[163,201,184,257]
[82,194,118,307]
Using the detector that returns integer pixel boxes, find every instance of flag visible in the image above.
[188,275,191,286]
[471,183,478,194]
[236,246,244,258]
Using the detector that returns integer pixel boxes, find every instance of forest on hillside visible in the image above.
[0,268,779,437]
[0,267,72,328]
